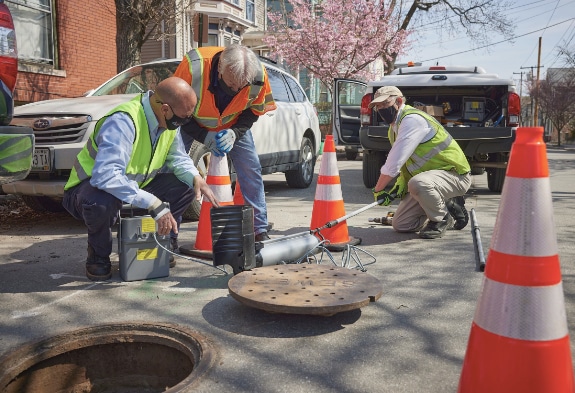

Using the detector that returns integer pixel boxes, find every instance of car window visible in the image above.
[284,75,306,103]
[92,62,179,96]
[266,68,291,102]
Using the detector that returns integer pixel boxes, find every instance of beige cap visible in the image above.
[368,86,403,108]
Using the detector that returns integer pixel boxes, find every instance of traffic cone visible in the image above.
[179,154,234,259]
[458,127,574,393]
[309,134,360,251]
[233,181,245,205]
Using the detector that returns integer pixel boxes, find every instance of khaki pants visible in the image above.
[392,170,472,233]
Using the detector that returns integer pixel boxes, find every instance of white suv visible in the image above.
[5,58,321,219]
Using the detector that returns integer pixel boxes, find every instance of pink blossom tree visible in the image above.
[264,0,410,94]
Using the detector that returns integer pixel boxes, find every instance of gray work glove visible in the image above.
[216,129,237,154]
[203,132,225,157]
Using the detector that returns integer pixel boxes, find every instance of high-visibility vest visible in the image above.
[65,95,176,190]
[389,105,470,181]
[0,132,34,183]
[174,46,276,131]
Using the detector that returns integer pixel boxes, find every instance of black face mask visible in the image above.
[378,105,398,124]
[165,113,192,130]
[219,78,239,97]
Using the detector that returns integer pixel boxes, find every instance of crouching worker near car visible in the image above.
[370,86,471,239]
[174,44,277,242]
[62,77,220,281]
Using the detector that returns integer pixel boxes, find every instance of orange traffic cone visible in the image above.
[309,135,360,251]
[458,127,574,393]
[233,181,245,205]
[180,154,234,259]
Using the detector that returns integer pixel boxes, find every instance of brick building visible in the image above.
[8,0,268,106]
[9,0,117,104]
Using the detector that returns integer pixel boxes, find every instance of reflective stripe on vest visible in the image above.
[185,48,265,130]
[0,134,33,173]
[389,106,469,177]
[65,95,175,190]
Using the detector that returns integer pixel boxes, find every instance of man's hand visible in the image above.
[193,175,220,208]
[372,188,395,206]
[203,132,224,157]
[216,129,236,154]
[148,200,177,235]
[156,213,178,236]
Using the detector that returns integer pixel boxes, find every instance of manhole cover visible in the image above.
[228,264,383,316]
[0,323,215,393]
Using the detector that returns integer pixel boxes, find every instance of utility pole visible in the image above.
[521,62,544,126]
[534,37,543,127]
[513,71,524,97]
[513,71,525,124]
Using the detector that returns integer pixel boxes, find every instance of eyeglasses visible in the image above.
[164,102,194,127]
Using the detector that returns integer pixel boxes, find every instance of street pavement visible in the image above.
[0,146,574,392]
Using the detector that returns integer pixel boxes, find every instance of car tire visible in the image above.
[182,141,210,221]
[362,150,386,189]
[345,147,358,161]
[285,136,315,189]
[21,195,65,213]
[486,153,506,193]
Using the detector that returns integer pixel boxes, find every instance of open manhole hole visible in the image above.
[0,323,215,393]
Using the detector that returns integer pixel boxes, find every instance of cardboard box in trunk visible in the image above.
[414,104,444,120]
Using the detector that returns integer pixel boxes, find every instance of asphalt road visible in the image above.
[0,146,574,392]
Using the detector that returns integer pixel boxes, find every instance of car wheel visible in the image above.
[345,147,358,161]
[21,195,65,213]
[182,141,210,221]
[486,153,506,193]
[362,150,386,189]
[285,136,315,189]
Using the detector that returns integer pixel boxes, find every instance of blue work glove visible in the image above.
[372,188,395,206]
[203,132,224,157]
[216,129,237,154]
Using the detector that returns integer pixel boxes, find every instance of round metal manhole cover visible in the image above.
[0,323,216,393]
[228,264,383,316]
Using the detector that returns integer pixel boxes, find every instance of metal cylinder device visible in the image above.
[256,233,320,267]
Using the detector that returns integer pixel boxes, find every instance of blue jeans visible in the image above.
[181,129,268,235]
[227,130,268,235]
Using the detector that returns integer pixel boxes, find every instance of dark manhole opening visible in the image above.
[0,323,215,393]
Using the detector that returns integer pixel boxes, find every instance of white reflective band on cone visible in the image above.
[314,183,343,201]
[474,277,568,341]
[211,184,233,202]
[492,177,558,257]
[321,152,338,173]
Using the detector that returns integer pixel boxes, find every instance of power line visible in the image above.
[419,18,575,63]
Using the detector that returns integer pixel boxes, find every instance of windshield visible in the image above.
[91,62,180,96]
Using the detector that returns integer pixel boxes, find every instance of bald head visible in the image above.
[155,76,197,118]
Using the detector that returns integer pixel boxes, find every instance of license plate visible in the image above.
[32,148,51,172]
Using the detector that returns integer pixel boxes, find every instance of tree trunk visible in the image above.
[115,1,146,72]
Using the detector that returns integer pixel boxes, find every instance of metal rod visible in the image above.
[470,208,486,272]
[314,200,382,232]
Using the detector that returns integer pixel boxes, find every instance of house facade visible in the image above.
[8,0,268,106]
[8,0,117,104]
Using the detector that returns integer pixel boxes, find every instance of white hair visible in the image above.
[219,44,261,87]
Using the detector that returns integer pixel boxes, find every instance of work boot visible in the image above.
[255,232,270,242]
[168,238,178,268]
[419,214,454,239]
[446,196,469,230]
[86,244,112,281]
